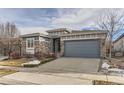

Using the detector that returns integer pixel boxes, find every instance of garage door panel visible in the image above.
[64,40,100,58]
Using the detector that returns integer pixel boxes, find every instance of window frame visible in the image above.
[26,38,34,48]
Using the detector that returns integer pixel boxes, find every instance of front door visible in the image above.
[53,38,60,53]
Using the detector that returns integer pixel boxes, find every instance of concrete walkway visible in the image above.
[49,73,124,84]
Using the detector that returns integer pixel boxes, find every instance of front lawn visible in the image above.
[0,58,55,67]
[0,58,27,67]
[0,69,16,76]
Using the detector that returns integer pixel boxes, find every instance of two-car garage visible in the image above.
[64,39,100,58]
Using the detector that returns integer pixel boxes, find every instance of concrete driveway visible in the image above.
[36,57,100,73]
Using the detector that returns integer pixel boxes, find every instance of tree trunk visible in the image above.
[8,50,11,59]
[4,48,6,56]
[19,46,21,57]
[109,43,112,62]
[109,34,112,62]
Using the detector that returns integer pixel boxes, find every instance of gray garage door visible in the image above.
[64,39,100,58]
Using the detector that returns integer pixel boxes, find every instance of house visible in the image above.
[20,28,107,58]
[113,33,124,56]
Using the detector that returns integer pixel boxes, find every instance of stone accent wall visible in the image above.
[21,41,26,56]
[35,41,50,54]
[34,40,40,53]
[60,40,64,56]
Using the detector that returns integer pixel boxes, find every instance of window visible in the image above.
[35,37,39,40]
[26,38,34,48]
[86,34,90,38]
[92,34,96,37]
[81,35,84,38]
[72,35,74,38]
[27,40,30,48]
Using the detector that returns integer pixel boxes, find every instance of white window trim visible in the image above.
[26,38,35,49]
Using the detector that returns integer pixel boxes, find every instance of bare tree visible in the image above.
[15,38,22,56]
[0,22,19,38]
[0,22,20,58]
[95,9,124,61]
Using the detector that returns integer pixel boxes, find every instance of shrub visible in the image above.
[34,52,46,60]
[10,52,21,59]
[41,58,55,64]
[23,64,39,67]
[25,54,34,58]
[45,52,56,58]
[34,51,56,59]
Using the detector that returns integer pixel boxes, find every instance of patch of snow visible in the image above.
[102,62,110,69]
[0,56,8,61]
[108,68,124,74]
[21,60,41,66]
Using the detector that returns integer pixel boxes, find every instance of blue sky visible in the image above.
[0,8,103,34]
[0,8,123,39]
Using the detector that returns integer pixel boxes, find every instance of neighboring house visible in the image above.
[20,28,107,58]
[113,33,124,56]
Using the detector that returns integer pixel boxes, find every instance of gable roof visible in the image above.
[114,33,124,43]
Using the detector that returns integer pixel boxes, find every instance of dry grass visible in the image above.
[0,58,27,67]
[0,69,17,76]
[93,80,121,85]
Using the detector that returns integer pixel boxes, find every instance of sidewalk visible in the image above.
[0,78,36,85]
[0,72,92,85]
[50,73,124,84]
[0,72,124,85]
